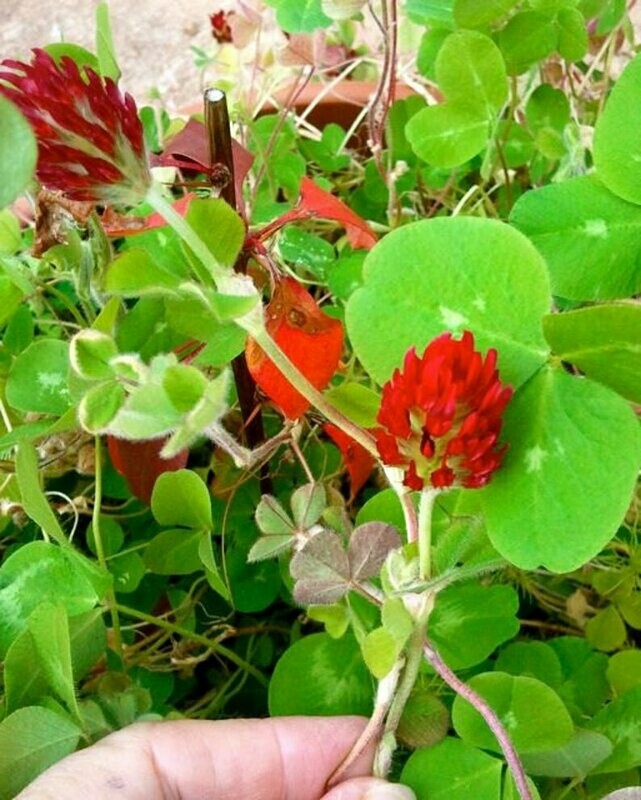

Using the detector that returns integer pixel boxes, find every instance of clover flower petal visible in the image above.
[0,49,150,205]
[375,331,513,491]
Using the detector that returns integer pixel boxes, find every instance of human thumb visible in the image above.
[322,776,417,800]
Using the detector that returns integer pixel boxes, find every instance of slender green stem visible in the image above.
[92,437,124,663]
[384,467,418,543]
[418,488,437,580]
[145,182,379,464]
[251,328,378,458]
[145,183,223,285]
[44,283,89,327]
[372,592,434,778]
[114,602,269,688]
[326,658,404,788]
[381,595,433,751]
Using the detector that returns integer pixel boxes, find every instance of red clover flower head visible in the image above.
[210,11,234,44]
[0,49,150,205]
[375,331,513,492]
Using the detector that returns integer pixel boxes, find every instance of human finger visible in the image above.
[16,716,380,800]
[322,776,417,800]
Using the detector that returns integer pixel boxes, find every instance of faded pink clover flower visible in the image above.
[0,49,150,205]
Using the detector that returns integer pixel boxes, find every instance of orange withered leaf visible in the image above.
[246,277,344,419]
[324,423,375,500]
[298,177,377,250]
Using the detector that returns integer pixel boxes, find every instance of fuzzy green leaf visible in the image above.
[6,339,71,415]
[436,30,508,114]
[401,737,503,800]
[144,528,205,575]
[453,672,574,754]
[291,483,326,530]
[105,249,182,297]
[269,633,373,715]
[362,627,401,679]
[79,381,125,433]
[406,104,489,168]
[429,583,520,670]
[510,175,641,300]
[290,530,351,605]
[593,52,641,205]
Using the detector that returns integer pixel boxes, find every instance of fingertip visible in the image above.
[322,777,417,800]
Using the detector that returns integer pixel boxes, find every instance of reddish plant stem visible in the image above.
[251,207,308,243]
[423,639,533,800]
[367,0,398,176]
[400,490,418,543]
[248,66,315,210]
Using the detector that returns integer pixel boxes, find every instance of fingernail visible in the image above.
[363,784,417,800]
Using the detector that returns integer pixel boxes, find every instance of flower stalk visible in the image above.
[418,487,437,580]
[423,638,533,800]
[250,327,379,458]
[374,592,435,777]
[92,436,124,664]
[326,657,404,788]
[144,182,223,285]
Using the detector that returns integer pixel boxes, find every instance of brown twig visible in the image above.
[204,88,271,492]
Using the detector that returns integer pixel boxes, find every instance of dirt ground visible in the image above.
[1,0,216,111]
[3,1,641,113]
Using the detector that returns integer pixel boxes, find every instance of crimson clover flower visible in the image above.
[0,49,150,205]
[375,331,513,491]
[210,11,234,44]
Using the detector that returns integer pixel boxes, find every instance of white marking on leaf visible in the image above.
[472,296,486,313]
[439,306,468,330]
[37,372,68,394]
[525,445,547,473]
[583,219,608,239]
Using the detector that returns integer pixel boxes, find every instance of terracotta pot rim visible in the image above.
[179,79,415,121]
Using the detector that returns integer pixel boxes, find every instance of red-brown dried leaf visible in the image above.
[107,436,189,504]
[246,277,344,419]
[324,423,375,500]
[149,118,253,202]
[298,177,377,250]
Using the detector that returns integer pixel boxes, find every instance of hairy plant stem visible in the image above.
[401,491,419,543]
[326,658,404,788]
[145,182,223,285]
[145,183,377,463]
[423,638,533,800]
[92,437,124,664]
[418,487,437,579]
[384,466,418,543]
[250,328,378,458]
[374,592,434,777]
[114,603,269,687]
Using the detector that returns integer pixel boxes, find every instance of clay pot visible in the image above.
[181,79,415,139]
[262,79,415,132]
